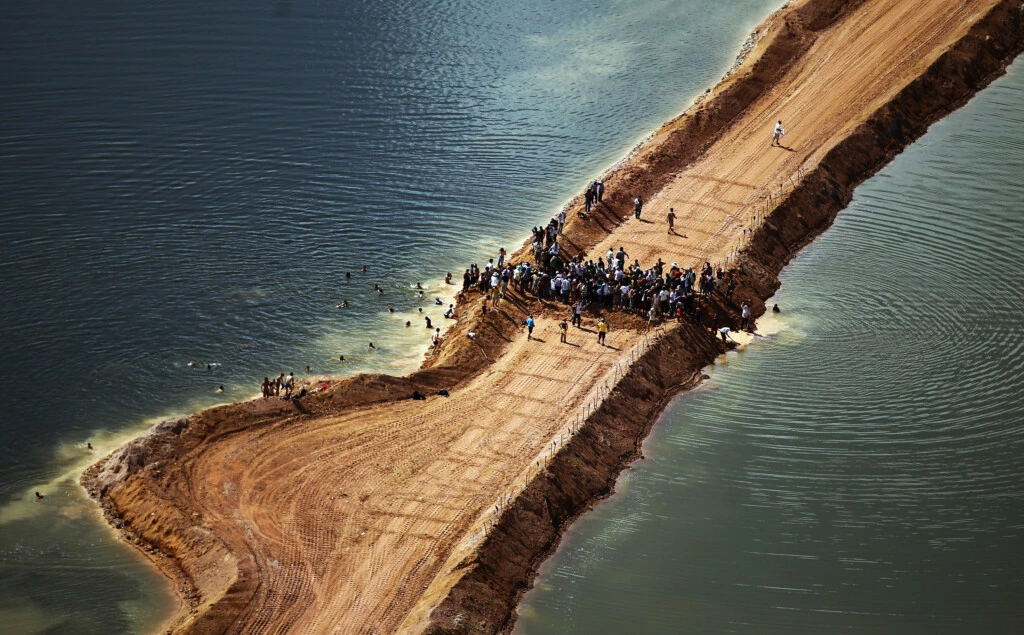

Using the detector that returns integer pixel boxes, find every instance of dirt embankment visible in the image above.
[420,1,1024,633]
[82,0,1024,633]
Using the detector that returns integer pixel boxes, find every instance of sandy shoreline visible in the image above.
[82,0,1024,633]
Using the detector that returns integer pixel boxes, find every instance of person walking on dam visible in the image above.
[597,316,608,345]
[667,207,676,234]
[771,120,785,146]
[633,195,643,220]
[526,315,535,340]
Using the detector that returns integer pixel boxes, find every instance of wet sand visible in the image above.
[82,0,1024,632]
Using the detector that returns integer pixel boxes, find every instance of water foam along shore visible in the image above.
[81,0,1024,633]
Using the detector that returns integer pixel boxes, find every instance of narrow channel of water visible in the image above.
[516,60,1024,634]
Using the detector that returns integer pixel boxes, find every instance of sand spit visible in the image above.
[82,0,1024,633]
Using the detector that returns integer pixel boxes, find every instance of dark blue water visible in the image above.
[0,0,782,631]
[517,60,1024,634]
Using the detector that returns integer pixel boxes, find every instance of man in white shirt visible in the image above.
[771,120,785,146]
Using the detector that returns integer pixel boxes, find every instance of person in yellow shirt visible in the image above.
[597,317,608,346]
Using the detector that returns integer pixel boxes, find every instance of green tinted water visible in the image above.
[517,60,1024,635]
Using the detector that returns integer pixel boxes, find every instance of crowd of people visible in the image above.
[252,177,765,399]
[457,200,753,336]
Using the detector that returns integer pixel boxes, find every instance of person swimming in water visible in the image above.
[216,385,224,393]
[434,298,443,305]
[444,304,454,318]
[337,300,349,308]
[339,355,346,362]
[425,316,432,329]
[368,342,376,351]
[35,492,44,501]
[405,320,411,327]
[187,360,196,367]
[416,282,423,290]
[361,265,367,272]
[445,272,452,284]
[87,443,93,450]
[418,307,423,313]
[346,272,351,279]
[388,307,395,313]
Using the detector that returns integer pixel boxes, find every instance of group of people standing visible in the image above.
[262,373,295,398]
[454,178,756,352]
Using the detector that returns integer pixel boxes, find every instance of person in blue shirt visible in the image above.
[526,315,535,340]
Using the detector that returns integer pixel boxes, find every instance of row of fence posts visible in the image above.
[723,158,816,269]
[483,324,668,536]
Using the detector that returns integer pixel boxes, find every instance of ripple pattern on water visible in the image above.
[0,0,783,631]
[516,61,1024,635]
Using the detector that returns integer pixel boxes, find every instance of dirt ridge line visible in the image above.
[414,0,1024,632]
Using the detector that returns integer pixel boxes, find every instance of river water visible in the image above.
[0,0,782,631]
[516,61,1024,634]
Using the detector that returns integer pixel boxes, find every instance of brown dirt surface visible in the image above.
[81,0,1024,633]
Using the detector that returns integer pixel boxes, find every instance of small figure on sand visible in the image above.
[740,303,752,331]
[262,377,273,398]
[526,315,536,340]
[771,120,786,146]
[667,208,676,234]
[633,195,643,220]
[597,317,608,345]
[559,319,568,343]
[720,326,735,343]
[444,304,455,319]
[431,328,442,347]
